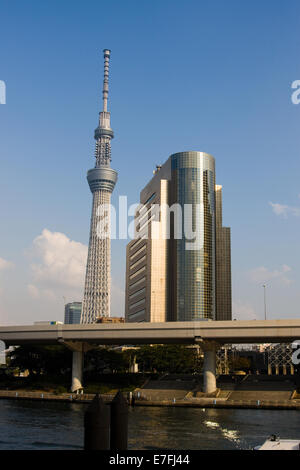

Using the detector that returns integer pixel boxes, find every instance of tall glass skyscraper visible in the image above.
[170,152,216,321]
[215,185,232,320]
[125,150,231,323]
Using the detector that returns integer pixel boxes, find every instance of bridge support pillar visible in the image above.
[129,355,138,373]
[72,350,84,392]
[59,340,97,393]
[199,340,220,394]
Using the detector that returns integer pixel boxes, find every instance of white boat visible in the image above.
[254,435,300,450]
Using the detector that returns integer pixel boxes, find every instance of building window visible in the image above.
[129,287,146,300]
[130,255,146,271]
[128,309,145,319]
[129,298,145,310]
[130,244,146,261]
[129,276,146,290]
[129,266,146,280]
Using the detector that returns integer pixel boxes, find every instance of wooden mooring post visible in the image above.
[84,394,110,450]
[84,391,128,450]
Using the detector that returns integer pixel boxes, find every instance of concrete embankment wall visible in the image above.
[0,390,114,404]
[133,399,300,410]
[0,390,300,409]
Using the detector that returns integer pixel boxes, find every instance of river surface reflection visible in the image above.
[0,399,299,450]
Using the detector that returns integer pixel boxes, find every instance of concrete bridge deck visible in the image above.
[1,319,299,394]
[1,319,300,346]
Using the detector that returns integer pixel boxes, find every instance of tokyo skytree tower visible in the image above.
[81,49,118,323]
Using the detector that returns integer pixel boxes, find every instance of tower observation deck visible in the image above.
[81,49,118,323]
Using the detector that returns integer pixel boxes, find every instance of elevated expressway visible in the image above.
[1,319,299,393]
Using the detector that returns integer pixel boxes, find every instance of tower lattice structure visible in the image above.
[81,49,118,323]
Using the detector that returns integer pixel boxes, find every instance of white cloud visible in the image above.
[26,229,125,316]
[269,202,300,217]
[249,265,292,285]
[0,257,13,271]
[27,284,39,299]
[27,283,57,300]
[28,229,88,300]
[232,300,259,321]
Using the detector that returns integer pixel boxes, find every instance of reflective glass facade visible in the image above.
[125,151,231,324]
[170,152,216,321]
[64,302,82,324]
[215,186,232,320]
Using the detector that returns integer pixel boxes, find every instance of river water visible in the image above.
[0,399,299,450]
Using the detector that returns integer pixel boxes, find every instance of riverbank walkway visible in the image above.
[1,374,299,409]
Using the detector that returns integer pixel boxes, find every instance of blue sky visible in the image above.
[0,0,300,324]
